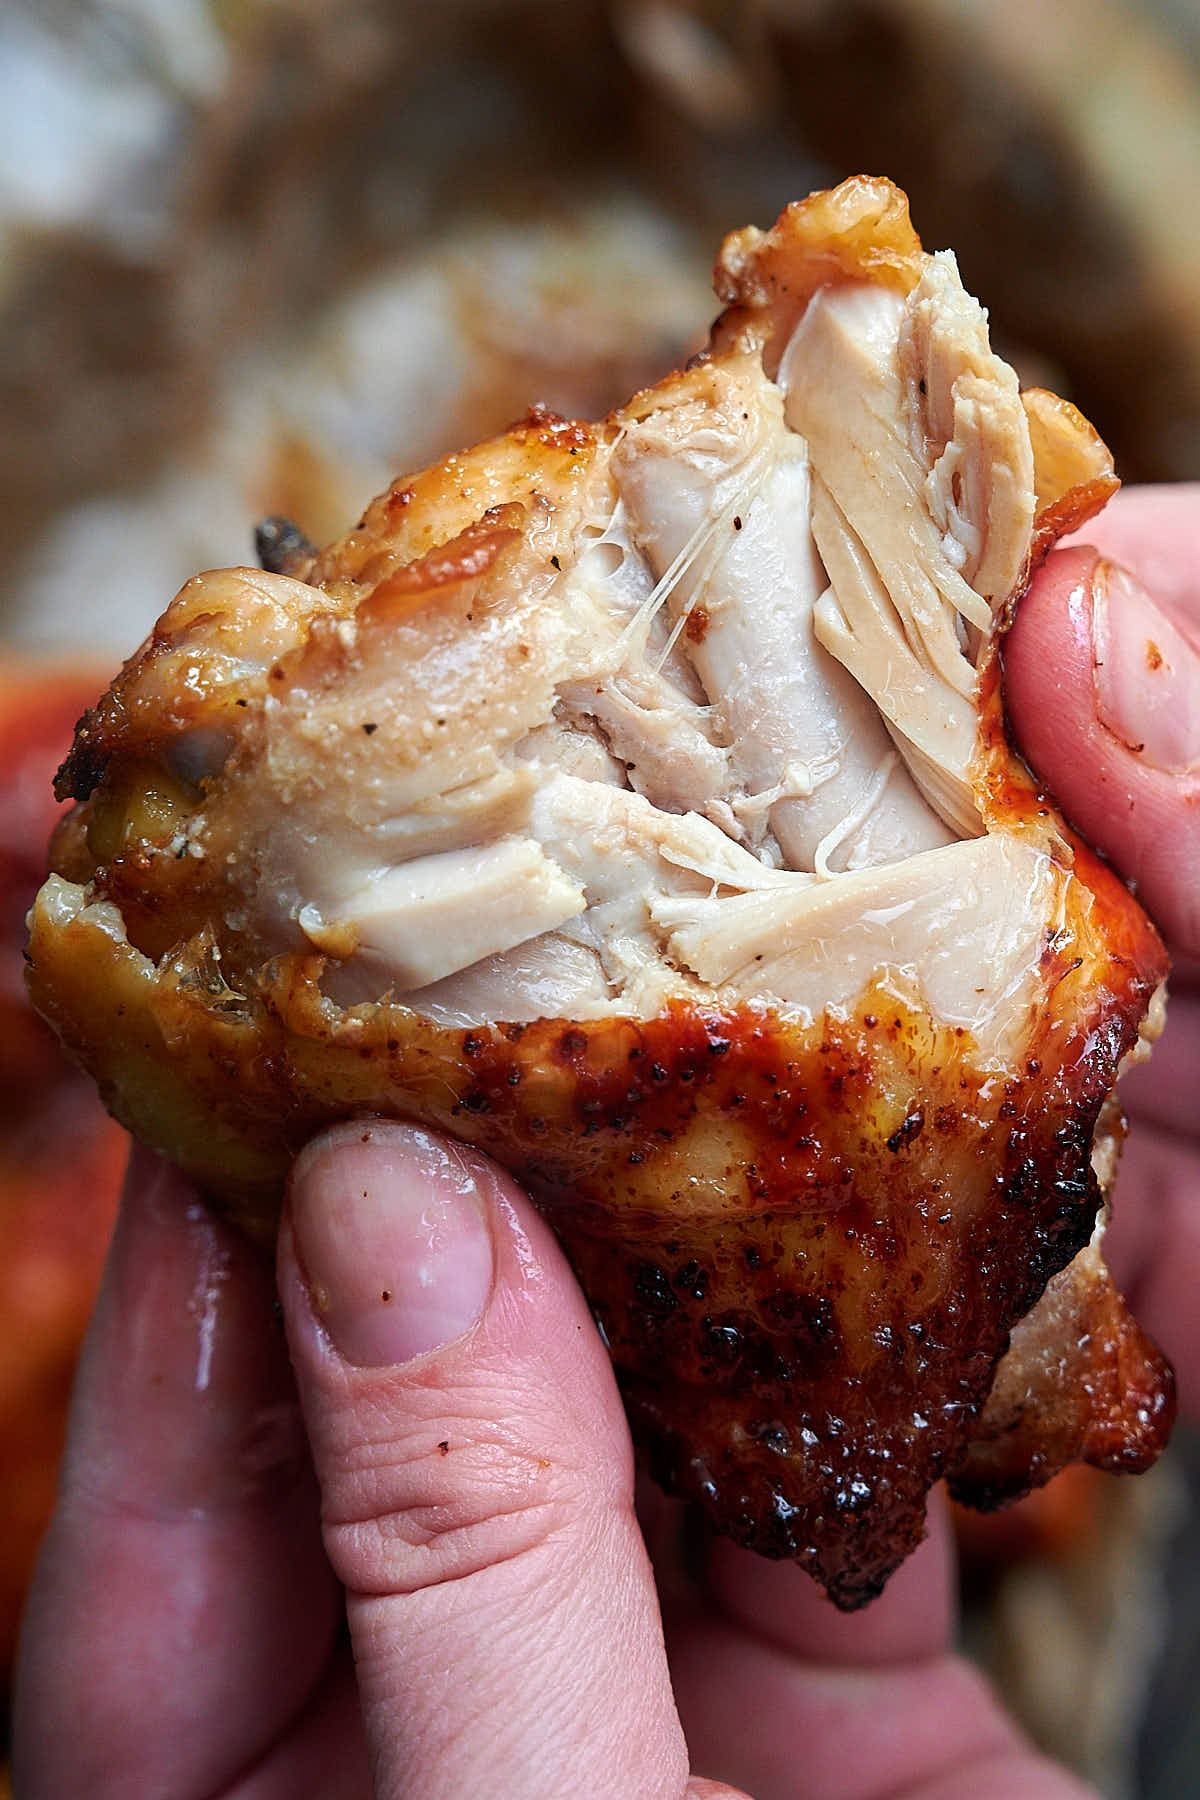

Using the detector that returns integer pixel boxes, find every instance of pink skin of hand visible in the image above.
[1004,485,1200,1417]
[13,487,1199,1799]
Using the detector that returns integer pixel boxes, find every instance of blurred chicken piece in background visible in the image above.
[7,0,1200,655]
[1,2,1199,1792]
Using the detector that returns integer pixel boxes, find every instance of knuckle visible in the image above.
[316,1377,594,1598]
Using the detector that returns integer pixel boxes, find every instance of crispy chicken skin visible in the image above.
[31,178,1173,1606]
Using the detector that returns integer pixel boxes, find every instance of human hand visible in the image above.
[12,1128,1093,1800]
[13,487,1199,1799]
[1005,483,1200,1414]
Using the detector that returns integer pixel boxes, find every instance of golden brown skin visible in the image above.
[30,180,1173,1607]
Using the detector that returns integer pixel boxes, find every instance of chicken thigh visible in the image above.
[30,178,1172,1606]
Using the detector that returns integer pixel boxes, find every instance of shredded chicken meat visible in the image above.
[30,178,1173,1606]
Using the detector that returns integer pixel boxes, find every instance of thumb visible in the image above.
[1005,544,1200,954]
[278,1120,697,1800]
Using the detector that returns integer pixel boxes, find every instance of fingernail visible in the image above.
[288,1123,495,1367]
[1093,560,1200,773]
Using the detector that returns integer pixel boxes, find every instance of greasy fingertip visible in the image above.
[1061,483,1200,621]
[1007,546,1200,953]
[286,1120,495,1367]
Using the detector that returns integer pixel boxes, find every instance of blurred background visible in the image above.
[1,2,1199,1793]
